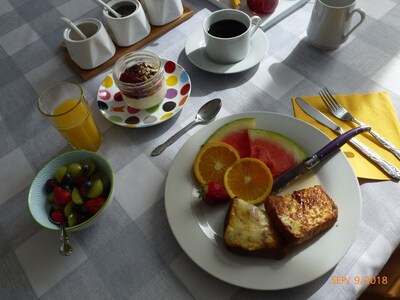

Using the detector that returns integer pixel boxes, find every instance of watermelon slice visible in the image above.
[248,129,307,177]
[207,118,256,158]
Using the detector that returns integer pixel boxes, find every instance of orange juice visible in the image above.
[53,98,103,151]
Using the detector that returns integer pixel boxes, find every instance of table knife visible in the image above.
[272,125,371,193]
[296,97,400,180]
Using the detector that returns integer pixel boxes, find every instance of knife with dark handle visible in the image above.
[296,97,400,180]
[272,125,371,193]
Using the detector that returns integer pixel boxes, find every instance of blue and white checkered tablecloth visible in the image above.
[1,0,399,299]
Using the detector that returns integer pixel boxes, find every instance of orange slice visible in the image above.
[224,158,273,205]
[193,141,240,185]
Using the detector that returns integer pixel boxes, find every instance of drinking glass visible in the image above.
[37,81,103,151]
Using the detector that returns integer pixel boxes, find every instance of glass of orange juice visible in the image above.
[37,81,103,152]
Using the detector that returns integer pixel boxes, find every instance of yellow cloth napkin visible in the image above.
[292,92,400,180]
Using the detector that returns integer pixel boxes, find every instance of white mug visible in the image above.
[103,0,151,47]
[139,0,183,26]
[203,9,261,64]
[63,18,116,69]
[307,0,366,50]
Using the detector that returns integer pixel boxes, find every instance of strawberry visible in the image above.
[50,209,66,223]
[85,197,106,215]
[198,181,230,205]
[54,186,71,206]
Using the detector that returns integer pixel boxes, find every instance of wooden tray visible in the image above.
[64,6,193,81]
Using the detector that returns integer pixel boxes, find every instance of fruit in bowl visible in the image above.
[29,150,114,231]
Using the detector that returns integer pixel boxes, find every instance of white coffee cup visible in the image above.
[63,18,116,69]
[307,0,366,50]
[139,0,183,26]
[203,9,261,64]
[103,0,151,47]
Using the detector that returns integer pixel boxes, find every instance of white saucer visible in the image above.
[185,28,269,74]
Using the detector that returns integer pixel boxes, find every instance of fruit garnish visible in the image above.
[86,178,103,198]
[207,118,256,158]
[193,141,240,185]
[50,209,66,223]
[67,212,77,227]
[71,187,84,205]
[55,166,67,183]
[223,158,273,205]
[119,62,159,84]
[53,186,71,206]
[85,197,106,215]
[198,181,230,205]
[67,163,83,178]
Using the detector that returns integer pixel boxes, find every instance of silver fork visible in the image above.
[319,87,400,161]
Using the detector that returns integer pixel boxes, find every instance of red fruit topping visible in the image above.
[198,181,230,205]
[85,197,106,215]
[50,210,66,223]
[54,186,71,206]
[119,71,142,84]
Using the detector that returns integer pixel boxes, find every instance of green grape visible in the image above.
[55,166,67,183]
[71,187,84,205]
[87,178,103,198]
[64,201,75,218]
[91,171,110,191]
[67,212,77,227]
[67,163,83,178]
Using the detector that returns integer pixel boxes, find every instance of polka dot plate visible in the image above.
[97,59,191,128]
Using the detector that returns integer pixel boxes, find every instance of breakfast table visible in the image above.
[1,0,399,299]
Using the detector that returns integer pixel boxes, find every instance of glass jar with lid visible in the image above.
[112,50,167,109]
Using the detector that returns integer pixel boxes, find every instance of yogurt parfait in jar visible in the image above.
[112,51,167,109]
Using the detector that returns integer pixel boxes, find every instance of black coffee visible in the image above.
[207,20,248,38]
[109,3,137,17]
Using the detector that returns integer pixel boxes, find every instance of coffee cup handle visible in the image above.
[344,8,366,40]
[249,16,261,37]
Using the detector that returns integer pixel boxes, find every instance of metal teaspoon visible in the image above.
[151,98,222,156]
[48,215,73,256]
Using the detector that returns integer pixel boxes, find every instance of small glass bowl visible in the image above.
[112,50,167,109]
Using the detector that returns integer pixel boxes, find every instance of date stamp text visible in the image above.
[331,276,388,285]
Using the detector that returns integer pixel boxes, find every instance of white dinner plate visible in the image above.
[185,28,268,74]
[164,112,361,290]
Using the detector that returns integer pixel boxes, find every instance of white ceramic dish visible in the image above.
[97,59,191,128]
[164,112,361,290]
[185,28,268,74]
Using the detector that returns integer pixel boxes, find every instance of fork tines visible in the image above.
[319,88,340,111]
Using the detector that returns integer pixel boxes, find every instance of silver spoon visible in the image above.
[60,17,87,40]
[94,0,122,18]
[151,98,222,156]
[48,215,73,256]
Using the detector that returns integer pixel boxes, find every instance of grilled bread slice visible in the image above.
[224,198,289,259]
[264,185,338,244]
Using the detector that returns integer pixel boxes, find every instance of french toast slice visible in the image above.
[264,185,338,244]
[224,198,289,259]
